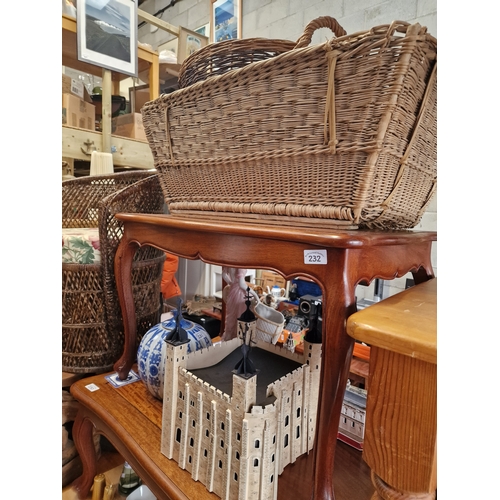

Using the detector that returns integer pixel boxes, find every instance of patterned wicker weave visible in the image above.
[62,172,166,373]
[143,19,437,230]
[178,17,346,88]
[179,38,296,88]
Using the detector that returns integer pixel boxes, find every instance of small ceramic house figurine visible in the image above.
[285,331,296,353]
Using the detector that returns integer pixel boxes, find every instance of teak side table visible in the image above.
[72,213,436,500]
[346,278,437,500]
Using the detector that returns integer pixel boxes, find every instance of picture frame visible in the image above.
[210,0,242,43]
[195,23,210,38]
[177,27,209,64]
[157,25,209,65]
[77,0,138,77]
[157,38,178,57]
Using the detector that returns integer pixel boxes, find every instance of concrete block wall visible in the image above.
[138,0,437,299]
[139,0,436,51]
[241,0,436,41]
[138,0,211,47]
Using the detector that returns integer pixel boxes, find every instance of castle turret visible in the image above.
[161,339,189,459]
[302,339,322,452]
[232,373,257,415]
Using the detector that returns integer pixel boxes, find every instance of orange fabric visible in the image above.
[161,253,182,299]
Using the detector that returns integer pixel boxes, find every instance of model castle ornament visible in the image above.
[160,289,322,500]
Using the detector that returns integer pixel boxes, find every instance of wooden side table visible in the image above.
[346,278,437,500]
[107,214,435,500]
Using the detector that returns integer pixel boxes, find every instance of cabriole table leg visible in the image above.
[113,237,141,380]
[71,412,98,499]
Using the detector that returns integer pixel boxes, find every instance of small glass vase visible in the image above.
[118,461,142,496]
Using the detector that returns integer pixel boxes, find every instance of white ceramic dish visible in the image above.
[126,485,157,500]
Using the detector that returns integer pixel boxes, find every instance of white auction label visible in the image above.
[304,249,327,264]
[85,383,100,392]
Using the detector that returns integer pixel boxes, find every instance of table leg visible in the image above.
[412,265,435,285]
[371,472,436,500]
[312,265,357,500]
[363,347,437,500]
[113,237,140,380]
[71,412,98,499]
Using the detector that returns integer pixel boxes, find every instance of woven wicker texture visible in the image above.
[179,38,296,88]
[143,19,437,230]
[62,172,166,373]
[178,17,346,89]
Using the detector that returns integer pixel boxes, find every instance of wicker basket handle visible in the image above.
[294,16,347,48]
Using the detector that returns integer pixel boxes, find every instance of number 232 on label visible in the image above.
[304,250,327,264]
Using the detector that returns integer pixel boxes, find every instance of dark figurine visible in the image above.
[165,297,189,345]
[289,283,298,301]
[233,288,258,378]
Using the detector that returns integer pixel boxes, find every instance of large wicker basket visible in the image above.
[62,172,166,373]
[143,18,437,230]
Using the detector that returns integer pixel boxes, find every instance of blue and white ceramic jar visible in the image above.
[137,311,212,400]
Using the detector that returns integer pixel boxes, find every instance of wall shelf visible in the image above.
[62,125,155,169]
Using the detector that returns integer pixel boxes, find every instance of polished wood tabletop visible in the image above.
[113,213,437,248]
[347,278,437,364]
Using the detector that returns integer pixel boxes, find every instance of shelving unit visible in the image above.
[62,14,159,169]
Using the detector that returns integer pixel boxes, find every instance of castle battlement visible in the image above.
[180,368,233,402]
[186,337,242,370]
[179,367,231,404]
[253,338,305,364]
[271,364,306,387]
[249,403,277,415]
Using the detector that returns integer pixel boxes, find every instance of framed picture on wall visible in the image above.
[195,23,210,38]
[77,0,138,77]
[177,27,209,64]
[210,0,241,42]
[158,38,178,58]
[157,27,209,65]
